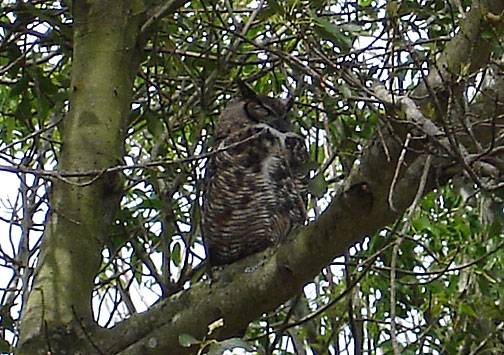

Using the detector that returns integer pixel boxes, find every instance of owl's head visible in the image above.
[237,80,293,133]
[215,81,295,141]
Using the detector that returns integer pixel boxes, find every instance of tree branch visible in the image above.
[141,0,193,34]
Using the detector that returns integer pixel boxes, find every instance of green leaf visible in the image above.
[386,1,399,17]
[146,112,164,138]
[270,0,285,15]
[339,83,352,98]
[172,242,181,266]
[135,197,162,210]
[0,305,15,331]
[412,216,430,232]
[178,333,200,347]
[38,75,59,96]
[14,97,32,122]
[308,173,328,198]
[191,266,206,284]
[309,0,327,9]
[258,0,284,20]
[9,77,29,97]
[310,12,353,52]
[358,0,373,6]
[459,303,477,318]
[0,338,10,353]
[6,43,22,77]
[191,203,201,233]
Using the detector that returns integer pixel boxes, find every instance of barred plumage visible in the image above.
[202,83,309,266]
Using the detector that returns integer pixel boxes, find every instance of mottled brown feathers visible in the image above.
[202,84,309,266]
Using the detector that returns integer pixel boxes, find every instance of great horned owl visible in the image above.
[202,82,309,266]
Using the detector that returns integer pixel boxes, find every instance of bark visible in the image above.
[17,1,145,353]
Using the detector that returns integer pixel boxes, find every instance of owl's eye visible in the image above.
[245,101,272,122]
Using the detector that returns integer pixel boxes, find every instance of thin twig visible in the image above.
[388,133,411,212]
[141,0,191,34]
[391,154,432,355]
[0,116,63,154]
[0,129,265,185]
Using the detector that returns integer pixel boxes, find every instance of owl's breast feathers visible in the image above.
[203,125,308,265]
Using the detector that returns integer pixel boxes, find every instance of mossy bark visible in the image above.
[17,1,145,353]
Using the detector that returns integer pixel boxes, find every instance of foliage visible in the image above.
[0,0,503,354]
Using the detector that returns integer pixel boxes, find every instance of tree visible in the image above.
[0,0,503,354]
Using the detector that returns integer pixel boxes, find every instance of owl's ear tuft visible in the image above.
[236,79,259,101]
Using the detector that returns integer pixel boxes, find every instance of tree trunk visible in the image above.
[17,1,145,353]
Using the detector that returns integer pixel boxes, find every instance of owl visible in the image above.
[202,81,309,266]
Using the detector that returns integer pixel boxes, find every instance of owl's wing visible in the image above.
[202,127,276,265]
[202,127,309,266]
